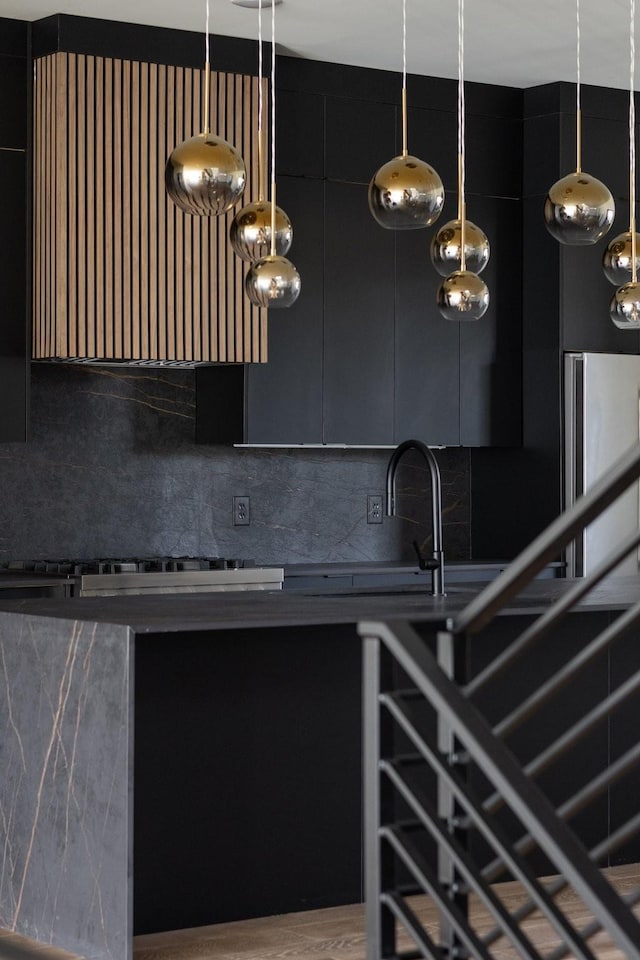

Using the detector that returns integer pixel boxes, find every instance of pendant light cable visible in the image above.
[258,0,265,201]
[270,0,277,256]
[576,0,582,172]
[203,0,211,135]
[458,0,466,269]
[402,0,408,157]
[631,0,637,282]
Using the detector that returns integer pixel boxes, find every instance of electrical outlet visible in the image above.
[367,494,384,524]
[233,495,251,526]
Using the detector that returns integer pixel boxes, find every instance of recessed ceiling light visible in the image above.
[230,0,282,7]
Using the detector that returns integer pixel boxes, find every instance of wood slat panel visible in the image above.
[33,52,266,363]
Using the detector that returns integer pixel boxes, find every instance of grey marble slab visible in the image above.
[0,576,638,634]
[0,364,472,566]
[0,612,133,960]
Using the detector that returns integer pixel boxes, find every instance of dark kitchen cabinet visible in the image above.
[323,179,395,443]
[325,95,396,184]
[198,62,523,449]
[245,176,324,444]
[276,89,325,179]
[0,19,29,442]
[394,220,460,446]
[198,186,522,447]
[460,195,522,445]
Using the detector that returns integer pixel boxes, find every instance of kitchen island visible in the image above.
[0,577,638,960]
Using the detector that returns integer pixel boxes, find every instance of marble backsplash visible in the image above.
[0,364,472,565]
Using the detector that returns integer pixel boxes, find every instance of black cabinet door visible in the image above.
[325,96,396,184]
[460,195,522,446]
[394,201,460,445]
[276,89,324,180]
[245,176,324,443]
[0,149,27,441]
[323,180,395,444]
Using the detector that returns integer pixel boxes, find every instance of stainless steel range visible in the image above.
[0,557,284,597]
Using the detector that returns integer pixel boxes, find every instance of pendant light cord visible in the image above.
[576,0,582,172]
[203,0,211,135]
[258,0,266,201]
[270,0,277,256]
[401,0,408,157]
[631,0,637,281]
[458,0,466,270]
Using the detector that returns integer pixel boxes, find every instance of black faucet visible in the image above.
[386,439,445,596]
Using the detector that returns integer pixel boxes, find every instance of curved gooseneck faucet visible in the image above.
[385,439,445,596]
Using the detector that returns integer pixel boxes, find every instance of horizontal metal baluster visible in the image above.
[370,621,640,959]
[378,891,444,960]
[465,526,640,697]
[494,600,640,739]
[480,667,640,821]
[382,760,543,960]
[451,442,640,636]
[482,741,640,885]
[380,693,598,960]
[481,809,640,948]
[381,826,495,960]
[547,888,640,960]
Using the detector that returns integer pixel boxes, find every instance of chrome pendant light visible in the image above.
[368,0,444,230]
[230,0,293,261]
[544,0,614,244]
[246,0,301,308]
[430,209,490,277]
[437,0,489,321]
[166,0,246,216]
[611,0,640,328]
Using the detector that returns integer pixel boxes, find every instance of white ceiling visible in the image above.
[0,0,635,92]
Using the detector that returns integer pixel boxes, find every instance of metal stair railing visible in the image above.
[360,440,640,960]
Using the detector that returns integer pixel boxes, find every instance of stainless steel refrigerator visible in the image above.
[565,351,640,577]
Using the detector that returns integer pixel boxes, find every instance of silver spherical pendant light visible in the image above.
[368,0,444,230]
[611,281,640,328]
[369,154,444,230]
[610,0,640,329]
[437,269,489,322]
[245,254,301,308]
[231,201,293,261]
[165,0,246,216]
[245,0,301,308]
[544,171,615,245]
[436,0,489,322]
[603,231,640,285]
[230,0,294,261]
[166,134,246,216]
[430,217,490,276]
[544,0,614,245]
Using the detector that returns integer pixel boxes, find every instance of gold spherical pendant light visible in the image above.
[544,0,614,245]
[245,0,301,308]
[245,254,301,307]
[165,0,246,216]
[430,218,490,277]
[368,0,444,230]
[611,0,640,329]
[230,0,293,261]
[603,231,640,285]
[231,201,293,262]
[437,269,490,321]
[436,0,489,322]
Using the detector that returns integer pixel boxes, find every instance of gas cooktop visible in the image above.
[1,556,255,576]
[0,557,283,597]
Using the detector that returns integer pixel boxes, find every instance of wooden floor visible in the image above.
[1,863,639,960]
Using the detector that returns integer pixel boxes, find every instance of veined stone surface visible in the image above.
[0,612,132,960]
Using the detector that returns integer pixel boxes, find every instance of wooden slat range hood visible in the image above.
[33,52,266,365]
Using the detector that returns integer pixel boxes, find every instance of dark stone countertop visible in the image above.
[283,559,563,576]
[0,575,638,633]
